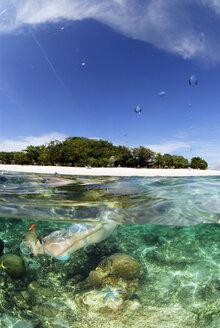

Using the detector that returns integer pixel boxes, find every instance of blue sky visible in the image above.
[0,0,220,168]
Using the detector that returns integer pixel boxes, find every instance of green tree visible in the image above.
[172,155,189,168]
[39,141,62,165]
[87,139,115,166]
[191,157,208,170]
[162,154,173,168]
[132,146,155,167]
[113,146,133,167]
[62,137,88,166]
[23,145,44,164]
[13,152,29,165]
[1,136,207,170]
[154,153,164,168]
[0,152,15,164]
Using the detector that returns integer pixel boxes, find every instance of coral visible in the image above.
[0,214,219,327]
[88,270,102,286]
[0,254,26,278]
[108,253,141,279]
[88,253,140,287]
[76,253,141,314]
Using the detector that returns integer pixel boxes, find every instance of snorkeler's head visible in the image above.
[22,230,38,243]
[20,230,42,257]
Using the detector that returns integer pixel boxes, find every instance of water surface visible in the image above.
[0,172,219,225]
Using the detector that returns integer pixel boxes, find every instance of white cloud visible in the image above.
[90,137,101,140]
[204,0,220,14]
[146,140,220,168]
[0,132,67,152]
[147,141,190,154]
[0,0,220,62]
[209,159,220,170]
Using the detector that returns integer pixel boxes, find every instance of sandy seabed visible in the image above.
[0,164,220,177]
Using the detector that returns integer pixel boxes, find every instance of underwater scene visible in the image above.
[0,172,219,328]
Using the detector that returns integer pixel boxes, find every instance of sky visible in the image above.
[0,0,220,168]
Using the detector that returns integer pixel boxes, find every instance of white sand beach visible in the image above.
[0,164,220,177]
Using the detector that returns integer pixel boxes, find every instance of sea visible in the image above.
[0,171,219,328]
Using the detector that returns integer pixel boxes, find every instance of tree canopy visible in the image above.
[190,157,208,170]
[0,137,208,169]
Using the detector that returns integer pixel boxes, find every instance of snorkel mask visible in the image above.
[20,241,34,257]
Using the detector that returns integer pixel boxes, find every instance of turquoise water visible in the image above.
[0,172,219,328]
[0,172,220,225]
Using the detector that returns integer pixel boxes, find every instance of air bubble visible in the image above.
[158,91,166,97]
[134,105,142,115]
[81,61,86,67]
[61,26,64,30]
[189,75,198,87]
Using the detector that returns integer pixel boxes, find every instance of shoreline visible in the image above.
[0,164,220,177]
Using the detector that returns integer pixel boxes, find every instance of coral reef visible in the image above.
[75,253,141,314]
[0,217,219,328]
[0,254,26,278]
[88,252,140,285]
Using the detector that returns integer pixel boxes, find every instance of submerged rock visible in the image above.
[75,288,124,314]
[33,304,59,318]
[0,254,26,278]
[0,314,34,328]
[0,239,4,255]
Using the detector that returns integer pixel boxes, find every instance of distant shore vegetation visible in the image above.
[0,137,208,170]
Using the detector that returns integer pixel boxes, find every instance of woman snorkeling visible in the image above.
[20,220,118,261]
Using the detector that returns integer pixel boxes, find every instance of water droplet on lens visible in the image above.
[134,105,142,115]
[159,91,166,97]
[189,75,198,87]
[199,32,205,42]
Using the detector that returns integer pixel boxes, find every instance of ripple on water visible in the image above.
[0,173,219,226]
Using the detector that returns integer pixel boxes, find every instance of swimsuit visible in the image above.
[45,250,70,261]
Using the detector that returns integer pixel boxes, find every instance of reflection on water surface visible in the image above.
[0,171,219,226]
